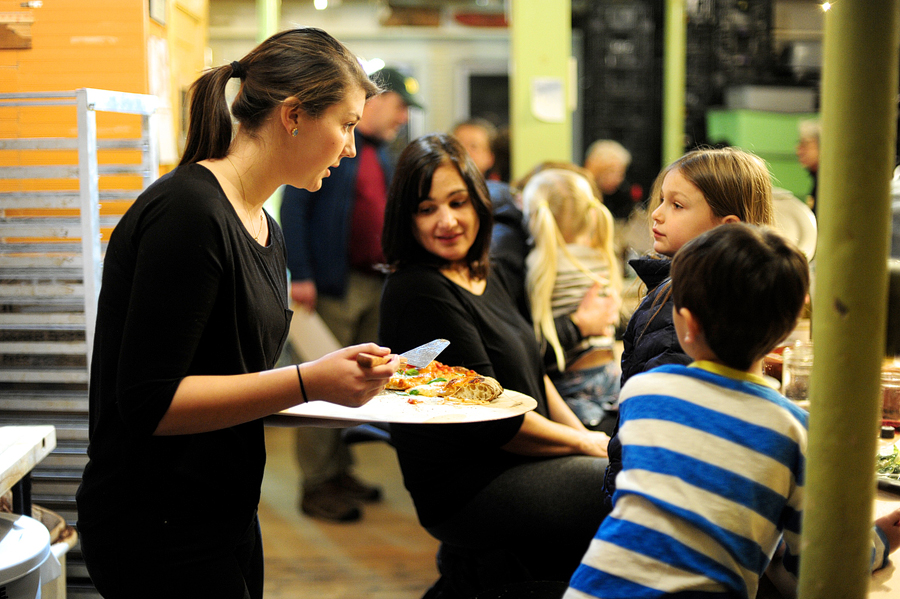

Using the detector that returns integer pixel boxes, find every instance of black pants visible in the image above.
[79,513,264,599]
[425,455,609,597]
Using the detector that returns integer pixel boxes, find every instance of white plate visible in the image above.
[772,187,818,260]
[278,388,537,424]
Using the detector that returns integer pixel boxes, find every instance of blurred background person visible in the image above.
[280,66,423,523]
[892,164,900,258]
[451,117,498,180]
[523,168,622,433]
[796,118,820,216]
[491,161,608,329]
[583,139,648,276]
[583,139,643,222]
[491,125,511,183]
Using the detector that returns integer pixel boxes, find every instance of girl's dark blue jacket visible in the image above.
[602,255,692,510]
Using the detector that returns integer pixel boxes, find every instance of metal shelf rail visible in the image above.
[0,89,158,598]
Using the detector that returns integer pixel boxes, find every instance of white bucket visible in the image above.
[0,512,61,599]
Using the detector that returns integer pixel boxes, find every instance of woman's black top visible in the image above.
[76,164,291,547]
[379,264,548,528]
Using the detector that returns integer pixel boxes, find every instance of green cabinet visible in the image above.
[707,109,819,200]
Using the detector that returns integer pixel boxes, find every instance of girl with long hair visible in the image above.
[523,168,622,429]
[604,146,775,512]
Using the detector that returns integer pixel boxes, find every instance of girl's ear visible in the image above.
[721,214,741,224]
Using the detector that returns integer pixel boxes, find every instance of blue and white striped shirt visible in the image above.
[566,362,888,599]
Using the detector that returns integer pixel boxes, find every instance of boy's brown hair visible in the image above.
[671,223,809,371]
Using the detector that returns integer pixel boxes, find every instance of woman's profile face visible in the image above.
[412,163,480,267]
[291,86,367,192]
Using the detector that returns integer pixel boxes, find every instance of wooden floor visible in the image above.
[258,426,440,599]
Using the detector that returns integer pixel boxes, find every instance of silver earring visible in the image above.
[291,128,298,137]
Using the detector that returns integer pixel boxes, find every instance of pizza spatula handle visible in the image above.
[356,352,391,368]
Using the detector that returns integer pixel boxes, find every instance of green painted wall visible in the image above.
[509,0,572,181]
[707,109,819,200]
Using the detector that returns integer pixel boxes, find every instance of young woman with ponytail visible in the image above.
[76,28,399,598]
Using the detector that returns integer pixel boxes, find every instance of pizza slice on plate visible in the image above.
[386,360,503,404]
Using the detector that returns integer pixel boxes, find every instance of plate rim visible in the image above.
[279,387,538,424]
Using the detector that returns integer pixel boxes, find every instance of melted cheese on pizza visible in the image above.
[386,361,473,391]
[386,361,503,404]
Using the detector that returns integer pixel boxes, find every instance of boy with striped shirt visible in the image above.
[567,224,900,599]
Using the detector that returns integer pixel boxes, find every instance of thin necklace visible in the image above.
[225,155,263,241]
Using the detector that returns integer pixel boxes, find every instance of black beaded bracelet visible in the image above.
[295,364,307,403]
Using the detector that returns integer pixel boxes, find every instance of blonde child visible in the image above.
[604,146,775,511]
[523,168,623,429]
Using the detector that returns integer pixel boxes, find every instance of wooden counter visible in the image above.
[874,433,900,597]
[0,425,56,514]
[860,436,900,596]
[873,489,900,597]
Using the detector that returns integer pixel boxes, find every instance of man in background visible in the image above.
[583,139,642,222]
[584,139,648,275]
[451,117,498,180]
[280,67,422,522]
[796,118,820,216]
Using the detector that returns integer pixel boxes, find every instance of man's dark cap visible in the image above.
[372,67,424,109]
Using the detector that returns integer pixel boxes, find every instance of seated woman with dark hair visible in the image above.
[379,133,611,598]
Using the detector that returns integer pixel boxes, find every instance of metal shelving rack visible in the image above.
[578,0,774,193]
[579,0,664,197]
[0,88,158,598]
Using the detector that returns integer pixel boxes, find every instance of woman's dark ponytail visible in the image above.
[177,27,380,167]
[179,65,234,166]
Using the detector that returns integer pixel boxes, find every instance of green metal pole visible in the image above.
[509,0,572,182]
[798,3,900,598]
[662,0,686,167]
[256,0,281,43]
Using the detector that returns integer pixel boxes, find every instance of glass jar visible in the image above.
[763,346,786,383]
[782,341,814,403]
[882,369,900,422]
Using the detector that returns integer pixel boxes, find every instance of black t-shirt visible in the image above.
[76,164,291,546]
[379,264,548,527]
